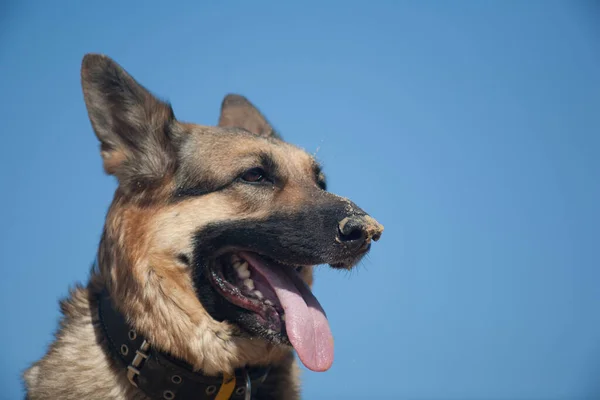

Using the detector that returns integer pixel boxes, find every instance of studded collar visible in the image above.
[97,289,270,400]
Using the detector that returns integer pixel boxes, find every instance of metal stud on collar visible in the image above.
[235,386,246,396]
[205,385,217,395]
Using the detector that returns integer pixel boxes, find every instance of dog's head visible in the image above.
[82,54,383,374]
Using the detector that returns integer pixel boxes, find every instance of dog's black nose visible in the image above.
[337,215,384,250]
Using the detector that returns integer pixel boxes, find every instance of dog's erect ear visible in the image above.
[218,94,280,139]
[81,53,177,188]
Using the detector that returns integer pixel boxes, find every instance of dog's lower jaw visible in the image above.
[23,273,301,400]
[107,267,293,377]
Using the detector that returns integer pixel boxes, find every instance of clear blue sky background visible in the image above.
[1,1,599,399]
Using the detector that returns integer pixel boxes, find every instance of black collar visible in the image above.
[97,289,270,400]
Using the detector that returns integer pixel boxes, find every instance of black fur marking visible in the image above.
[177,253,190,266]
[191,195,370,340]
[172,181,234,201]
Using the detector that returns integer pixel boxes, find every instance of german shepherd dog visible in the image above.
[23,54,384,400]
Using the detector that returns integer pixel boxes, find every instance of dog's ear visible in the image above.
[218,94,280,139]
[81,53,177,188]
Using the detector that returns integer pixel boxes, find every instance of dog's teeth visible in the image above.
[281,314,286,321]
[243,279,255,290]
[253,290,263,299]
[237,268,250,279]
[235,262,250,279]
[264,300,273,306]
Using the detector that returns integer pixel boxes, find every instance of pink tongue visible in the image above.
[241,252,334,372]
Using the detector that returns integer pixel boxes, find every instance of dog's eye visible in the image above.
[241,167,269,184]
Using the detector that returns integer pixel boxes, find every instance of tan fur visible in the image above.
[23,126,314,400]
[23,276,301,399]
[24,54,383,400]
[102,188,298,375]
[24,177,305,399]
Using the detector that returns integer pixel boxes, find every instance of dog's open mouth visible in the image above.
[206,251,334,372]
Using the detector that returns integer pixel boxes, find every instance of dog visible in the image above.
[23,54,384,400]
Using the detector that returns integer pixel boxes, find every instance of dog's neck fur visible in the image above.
[95,195,296,372]
[23,251,301,400]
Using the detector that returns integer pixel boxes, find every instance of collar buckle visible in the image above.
[97,285,270,400]
[126,339,150,387]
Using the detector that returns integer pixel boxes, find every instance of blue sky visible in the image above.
[1,1,599,399]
